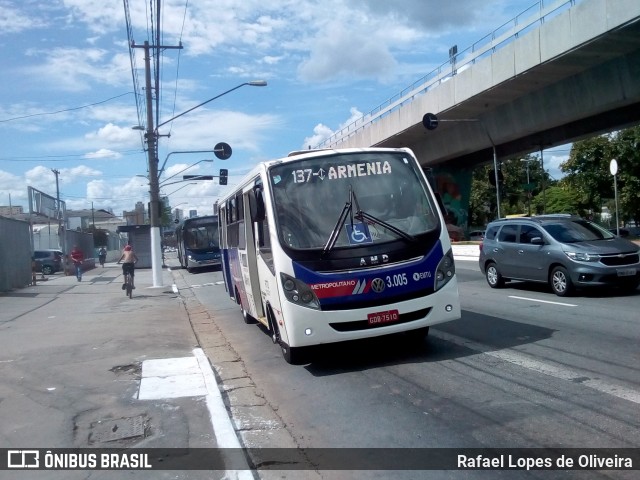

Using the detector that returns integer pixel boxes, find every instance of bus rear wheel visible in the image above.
[236,288,255,324]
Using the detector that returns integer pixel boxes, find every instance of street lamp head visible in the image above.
[131,125,145,131]
[248,80,267,87]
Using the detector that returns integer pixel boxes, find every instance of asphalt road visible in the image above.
[176,259,640,480]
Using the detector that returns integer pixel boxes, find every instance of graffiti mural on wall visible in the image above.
[431,168,472,242]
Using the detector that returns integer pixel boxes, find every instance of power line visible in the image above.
[0,150,144,161]
[0,92,135,123]
[164,0,190,138]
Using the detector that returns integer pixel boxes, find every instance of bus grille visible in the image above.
[321,287,434,311]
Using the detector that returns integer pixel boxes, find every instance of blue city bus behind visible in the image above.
[175,215,221,272]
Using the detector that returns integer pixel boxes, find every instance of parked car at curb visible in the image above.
[479,215,640,296]
[34,249,63,275]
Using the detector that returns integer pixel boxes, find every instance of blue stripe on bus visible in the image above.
[292,241,444,306]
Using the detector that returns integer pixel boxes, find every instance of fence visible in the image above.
[0,217,33,292]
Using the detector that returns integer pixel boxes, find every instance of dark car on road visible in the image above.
[608,227,630,237]
[479,215,640,296]
[34,249,63,275]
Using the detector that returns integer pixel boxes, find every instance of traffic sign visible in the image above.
[422,113,439,130]
[214,142,232,160]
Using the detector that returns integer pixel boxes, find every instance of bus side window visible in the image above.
[236,193,244,221]
[229,198,236,222]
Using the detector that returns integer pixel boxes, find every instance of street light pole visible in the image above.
[158,151,216,180]
[610,159,620,236]
[135,76,266,287]
[155,80,267,131]
[160,159,213,186]
[164,182,197,196]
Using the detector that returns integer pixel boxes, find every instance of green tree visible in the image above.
[611,126,640,226]
[560,134,613,214]
[531,185,580,214]
[468,154,555,223]
[469,164,496,226]
[561,127,640,226]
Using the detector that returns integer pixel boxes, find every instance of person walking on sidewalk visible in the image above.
[70,245,84,281]
[98,246,107,267]
[117,245,138,290]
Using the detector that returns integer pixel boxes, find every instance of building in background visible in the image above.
[0,205,24,217]
[189,209,197,218]
[173,208,185,223]
[123,202,147,225]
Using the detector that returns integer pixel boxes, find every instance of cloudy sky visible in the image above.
[0,0,571,217]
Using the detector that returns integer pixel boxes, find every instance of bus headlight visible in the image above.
[280,273,320,310]
[435,249,456,291]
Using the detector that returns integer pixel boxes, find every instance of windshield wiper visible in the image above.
[322,186,354,256]
[323,187,417,256]
[351,188,416,242]
[354,210,416,242]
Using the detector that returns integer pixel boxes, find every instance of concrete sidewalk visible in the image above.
[452,243,481,262]
[0,261,234,476]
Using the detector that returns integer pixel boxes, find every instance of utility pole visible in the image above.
[52,168,65,255]
[132,40,182,287]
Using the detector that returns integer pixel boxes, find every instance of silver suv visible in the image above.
[479,215,640,296]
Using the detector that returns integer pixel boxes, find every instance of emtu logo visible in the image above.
[7,450,39,468]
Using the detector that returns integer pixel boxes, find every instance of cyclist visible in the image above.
[117,245,138,290]
[69,245,84,281]
[98,246,107,267]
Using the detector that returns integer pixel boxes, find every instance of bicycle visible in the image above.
[123,270,133,299]
[73,261,82,282]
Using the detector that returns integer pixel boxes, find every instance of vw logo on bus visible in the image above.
[371,278,386,293]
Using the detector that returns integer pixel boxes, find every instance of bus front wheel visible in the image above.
[267,306,309,365]
[280,343,309,365]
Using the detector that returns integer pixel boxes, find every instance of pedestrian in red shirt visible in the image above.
[70,245,84,281]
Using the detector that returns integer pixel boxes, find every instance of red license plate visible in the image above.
[367,309,400,325]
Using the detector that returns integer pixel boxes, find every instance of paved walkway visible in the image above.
[0,260,252,478]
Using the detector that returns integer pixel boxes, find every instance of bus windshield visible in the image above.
[269,151,438,250]
[183,220,219,252]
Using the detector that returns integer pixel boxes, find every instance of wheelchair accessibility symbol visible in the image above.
[346,222,373,245]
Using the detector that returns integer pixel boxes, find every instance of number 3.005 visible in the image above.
[386,273,407,287]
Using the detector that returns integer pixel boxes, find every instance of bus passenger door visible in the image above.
[239,190,265,322]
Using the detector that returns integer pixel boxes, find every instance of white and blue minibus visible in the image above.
[218,148,460,364]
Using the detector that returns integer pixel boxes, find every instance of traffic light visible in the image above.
[183,175,213,180]
[219,169,228,185]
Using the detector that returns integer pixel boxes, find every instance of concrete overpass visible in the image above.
[319,0,640,171]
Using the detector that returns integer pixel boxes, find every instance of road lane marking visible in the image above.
[432,330,640,405]
[509,295,578,307]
